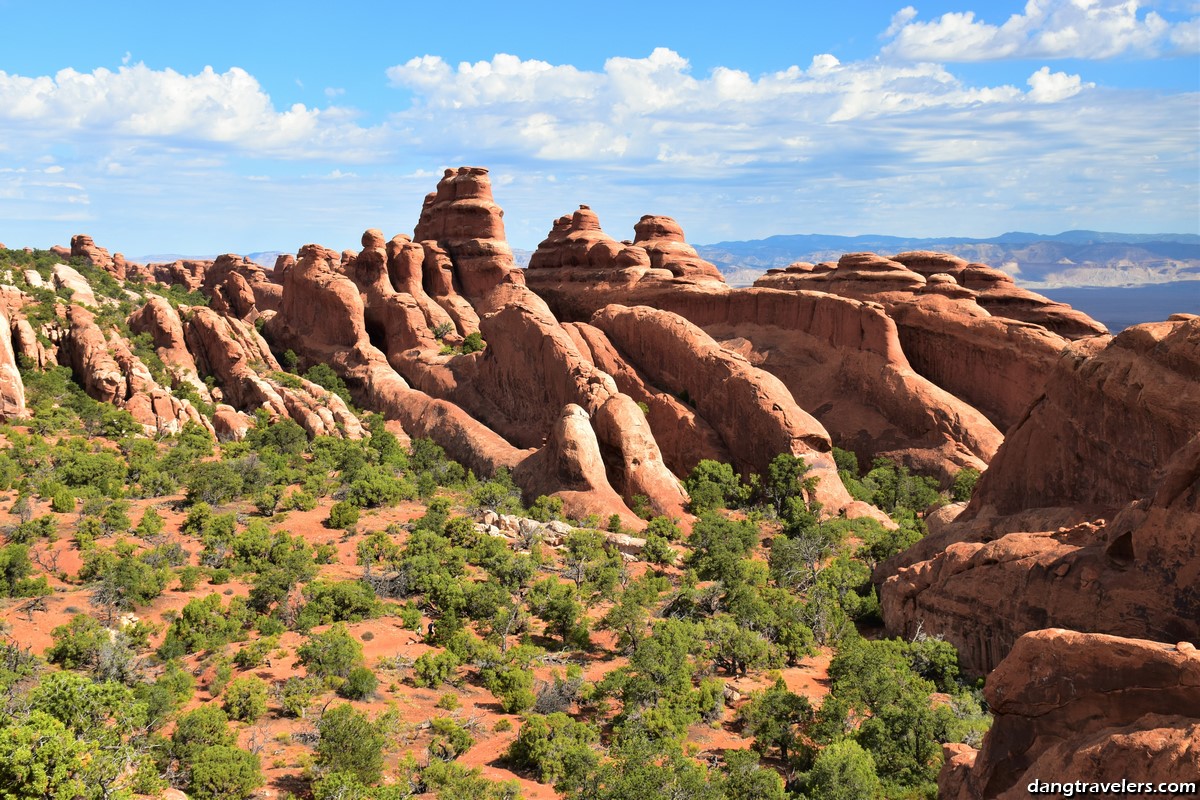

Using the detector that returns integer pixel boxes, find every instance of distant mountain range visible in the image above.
[129,251,286,268]
[693,230,1200,289]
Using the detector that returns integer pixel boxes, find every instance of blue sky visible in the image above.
[1,0,1196,255]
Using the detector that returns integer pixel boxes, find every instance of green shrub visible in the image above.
[189,745,263,800]
[223,676,268,722]
[340,666,377,700]
[412,649,461,688]
[316,704,384,784]
[951,467,981,502]
[327,501,359,530]
[683,460,745,513]
[460,332,485,354]
[296,624,364,682]
[429,716,475,760]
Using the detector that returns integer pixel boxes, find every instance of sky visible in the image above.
[0,0,1197,256]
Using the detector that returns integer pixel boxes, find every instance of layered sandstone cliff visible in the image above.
[940,630,1200,799]
[526,206,1003,482]
[879,317,1200,674]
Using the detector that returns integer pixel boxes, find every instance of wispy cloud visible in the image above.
[883,0,1199,61]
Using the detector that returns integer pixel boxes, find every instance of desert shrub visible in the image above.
[951,467,981,502]
[169,706,237,769]
[683,460,746,512]
[340,666,377,700]
[412,649,461,688]
[505,712,600,786]
[317,704,384,784]
[46,613,107,669]
[297,624,364,682]
[159,594,247,658]
[297,580,379,628]
[0,544,51,597]
[428,716,475,760]
[527,494,564,522]
[223,676,268,722]
[277,676,321,718]
[305,363,353,406]
[189,745,263,800]
[460,331,485,354]
[327,501,359,530]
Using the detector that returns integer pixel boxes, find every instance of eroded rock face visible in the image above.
[260,171,689,524]
[526,210,1001,482]
[51,264,97,308]
[11,318,51,371]
[589,304,856,513]
[512,404,641,526]
[71,234,124,280]
[632,215,725,281]
[185,304,361,439]
[0,310,27,420]
[879,327,1200,674]
[968,318,1199,517]
[939,631,1200,799]
[57,304,210,435]
[755,251,1108,431]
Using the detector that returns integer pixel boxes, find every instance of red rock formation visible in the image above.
[262,175,688,523]
[527,212,1000,481]
[203,254,282,317]
[10,318,51,370]
[0,310,27,420]
[632,215,725,281]
[413,166,525,308]
[940,630,1200,799]
[588,304,855,513]
[512,404,641,527]
[265,242,529,477]
[57,304,209,434]
[755,251,1107,431]
[128,296,215,404]
[128,259,211,292]
[879,333,1200,674]
[128,297,199,375]
[59,305,126,404]
[70,234,124,280]
[51,263,97,308]
[564,320,733,475]
[969,318,1200,517]
[183,304,362,439]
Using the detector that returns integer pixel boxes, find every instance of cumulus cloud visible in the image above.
[884,0,1197,60]
[385,48,1036,167]
[0,63,383,158]
[1027,66,1093,101]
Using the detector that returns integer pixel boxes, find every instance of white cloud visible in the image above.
[884,0,1195,60]
[385,49,1034,167]
[1027,66,1093,101]
[886,6,920,36]
[0,40,1193,253]
[0,64,384,159]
